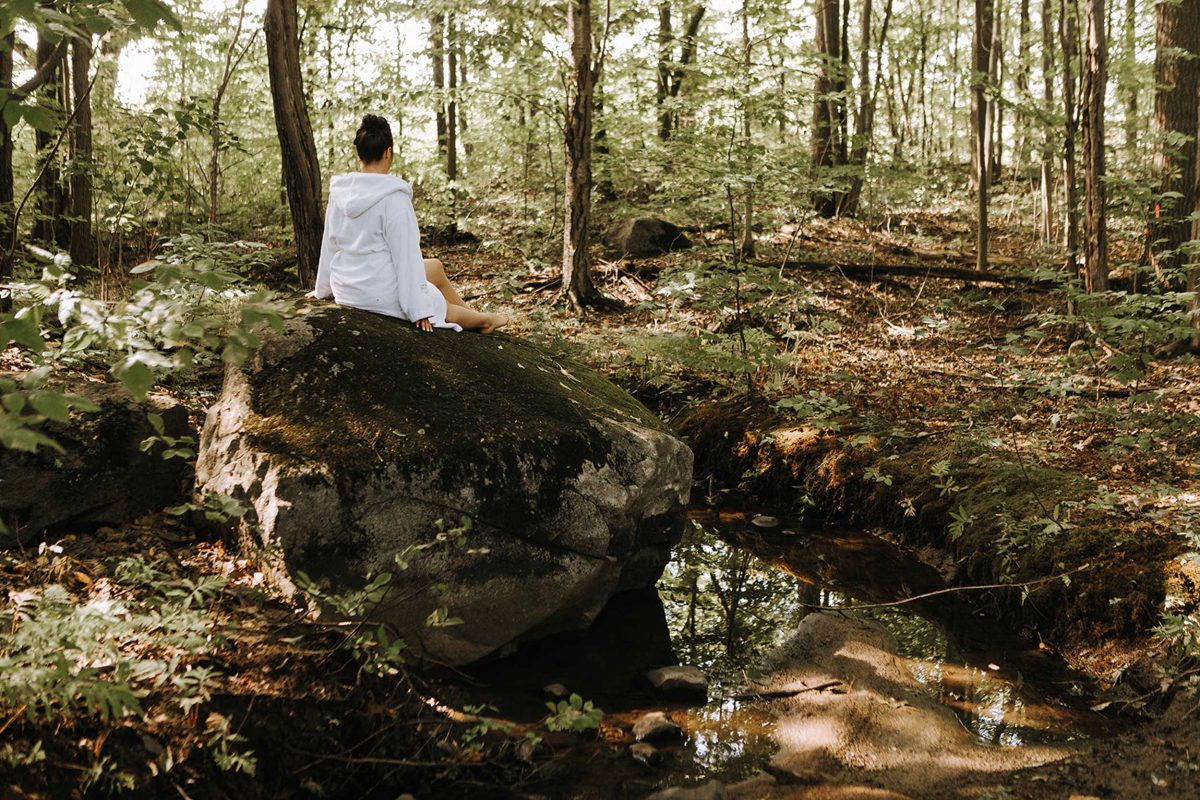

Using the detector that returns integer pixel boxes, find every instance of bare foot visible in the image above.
[480,313,509,334]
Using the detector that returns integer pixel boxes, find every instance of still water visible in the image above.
[657,507,1115,782]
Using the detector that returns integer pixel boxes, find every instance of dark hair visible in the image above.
[355,114,394,163]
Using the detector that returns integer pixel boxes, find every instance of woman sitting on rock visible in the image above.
[311,114,508,334]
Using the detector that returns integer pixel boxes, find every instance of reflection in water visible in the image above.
[674,698,778,783]
[660,512,1111,764]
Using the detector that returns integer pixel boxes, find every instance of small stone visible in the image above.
[515,737,539,764]
[543,682,570,700]
[645,665,709,701]
[630,742,661,766]
[751,515,780,528]
[633,711,683,743]
[781,528,800,537]
[647,780,728,800]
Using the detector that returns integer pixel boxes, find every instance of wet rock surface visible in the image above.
[634,711,684,743]
[645,665,709,701]
[648,779,729,800]
[195,305,693,666]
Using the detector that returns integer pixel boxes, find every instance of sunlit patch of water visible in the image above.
[660,510,1113,759]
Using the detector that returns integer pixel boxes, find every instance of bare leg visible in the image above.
[445,303,508,334]
[424,258,468,308]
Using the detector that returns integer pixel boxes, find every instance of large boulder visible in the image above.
[603,217,693,259]
[0,377,191,546]
[195,305,692,665]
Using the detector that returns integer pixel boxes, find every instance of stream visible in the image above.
[464,505,1120,796]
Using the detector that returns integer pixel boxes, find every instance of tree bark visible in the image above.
[430,13,447,161]
[69,37,95,269]
[563,0,601,308]
[33,25,68,248]
[840,0,893,215]
[811,0,845,217]
[1015,0,1031,173]
[974,0,994,270]
[1152,0,1199,277]
[1060,0,1080,279]
[1081,0,1108,291]
[739,0,754,257]
[446,12,458,183]
[0,36,13,307]
[1121,0,1138,154]
[1040,0,1056,242]
[657,2,672,140]
[265,0,323,288]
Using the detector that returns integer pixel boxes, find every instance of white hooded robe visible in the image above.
[314,173,459,330]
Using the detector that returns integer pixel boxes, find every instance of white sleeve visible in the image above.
[314,203,335,299]
[383,192,437,322]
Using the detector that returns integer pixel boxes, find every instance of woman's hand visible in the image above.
[415,318,434,333]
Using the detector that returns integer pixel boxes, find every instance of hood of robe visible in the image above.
[328,173,413,219]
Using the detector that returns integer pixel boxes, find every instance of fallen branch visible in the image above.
[758,259,1058,287]
[728,680,844,701]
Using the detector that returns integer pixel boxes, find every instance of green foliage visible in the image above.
[0,557,226,723]
[776,390,851,430]
[543,693,603,733]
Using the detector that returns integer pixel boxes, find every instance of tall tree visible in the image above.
[840,0,894,215]
[1039,0,1056,242]
[738,0,754,257]
[563,0,602,307]
[1059,0,1080,279]
[33,24,68,248]
[446,12,458,183]
[265,0,323,287]
[430,13,447,162]
[973,0,994,270]
[656,4,706,140]
[1151,0,1199,278]
[0,36,14,308]
[68,36,95,268]
[1080,0,1108,291]
[811,0,846,217]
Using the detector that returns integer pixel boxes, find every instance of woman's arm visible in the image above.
[313,203,335,299]
[382,192,438,324]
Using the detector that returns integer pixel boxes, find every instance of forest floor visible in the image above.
[3,209,1200,798]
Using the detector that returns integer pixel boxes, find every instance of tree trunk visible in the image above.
[69,38,95,269]
[1060,0,1080,278]
[1081,0,1109,291]
[446,12,458,183]
[1015,0,1031,172]
[657,2,672,140]
[1040,0,1056,242]
[840,0,872,216]
[989,1,1004,181]
[0,36,13,307]
[265,0,323,288]
[563,0,601,308]
[33,27,68,248]
[669,5,706,134]
[1121,0,1138,154]
[1152,0,1200,277]
[430,13,447,162]
[840,0,892,216]
[811,0,844,217]
[739,0,755,257]
[974,0,994,270]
